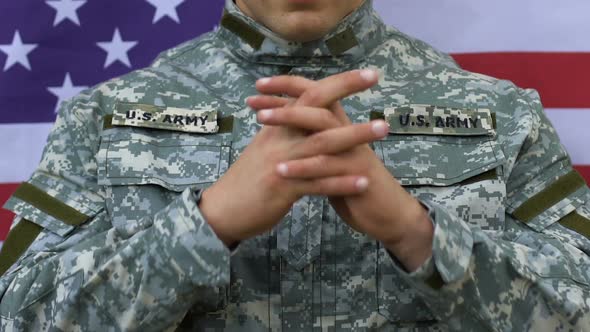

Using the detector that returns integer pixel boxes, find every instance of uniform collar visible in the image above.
[218,0,387,67]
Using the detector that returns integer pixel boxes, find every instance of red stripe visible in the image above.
[0,183,19,242]
[575,166,590,187]
[451,52,590,109]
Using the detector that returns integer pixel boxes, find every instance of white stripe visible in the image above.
[0,112,587,183]
[545,109,590,165]
[374,0,590,53]
[0,123,53,183]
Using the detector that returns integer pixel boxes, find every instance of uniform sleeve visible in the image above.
[0,92,231,331]
[387,89,590,330]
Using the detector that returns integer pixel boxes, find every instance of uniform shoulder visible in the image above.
[381,25,459,69]
[381,26,535,102]
[61,68,165,117]
[374,35,539,123]
[376,27,530,107]
[61,30,224,118]
[151,29,220,67]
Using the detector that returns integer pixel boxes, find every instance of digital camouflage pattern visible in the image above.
[1,0,590,330]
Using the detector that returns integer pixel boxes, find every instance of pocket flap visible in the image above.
[98,131,231,192]
[376,136,505,186]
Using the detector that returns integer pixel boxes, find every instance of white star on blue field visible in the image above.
[0,0,223,124]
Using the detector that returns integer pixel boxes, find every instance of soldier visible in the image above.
[1,0,589,330]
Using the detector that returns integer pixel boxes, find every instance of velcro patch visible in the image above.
[113,103,219,134]
[384,104,495,136]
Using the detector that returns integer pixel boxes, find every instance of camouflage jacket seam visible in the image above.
[383,29,457,69]
[154,34,216,66]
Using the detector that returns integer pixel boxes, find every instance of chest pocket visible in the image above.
[375,133,506,230]
[373,133,506,324]
[96,125,232,235]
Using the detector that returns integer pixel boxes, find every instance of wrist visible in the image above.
[384,199,434,272]
[198,187,241,248]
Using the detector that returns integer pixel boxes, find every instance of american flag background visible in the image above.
[0,0,588,249]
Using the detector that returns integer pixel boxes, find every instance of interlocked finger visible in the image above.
[295,69,378,108]
[255,106,341,131]
[290,120,388,159]
[247,95,291,110]
[256,75,315,99]
[295,175,369,197]
[256,69,378,108]
[276,154,350,179]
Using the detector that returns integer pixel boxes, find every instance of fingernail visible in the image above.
[360,69,378,82]
[258,77,271,85]
[372,120,389,136]
[245,96,254,103]
[356,177,369,191]
[258,109,273,121]
[277,163,288,176]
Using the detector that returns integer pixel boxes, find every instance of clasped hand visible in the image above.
[201,70,433,271]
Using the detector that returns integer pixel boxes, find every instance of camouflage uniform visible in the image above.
[1,0,590,330]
